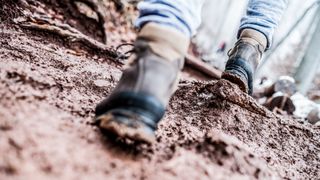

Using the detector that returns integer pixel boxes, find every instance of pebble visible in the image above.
[93,79,109,87]
[307,108,320,125]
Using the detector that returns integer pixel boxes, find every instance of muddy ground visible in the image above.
[1,1,320,179]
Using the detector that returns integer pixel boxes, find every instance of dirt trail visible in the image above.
[1,1,320,179]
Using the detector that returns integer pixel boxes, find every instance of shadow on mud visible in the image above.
[97,128,153,160]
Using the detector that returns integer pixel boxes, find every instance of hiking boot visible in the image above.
[222,29,267,94]
[95,23,189,143]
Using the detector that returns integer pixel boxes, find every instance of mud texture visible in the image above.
[1,1,320,180]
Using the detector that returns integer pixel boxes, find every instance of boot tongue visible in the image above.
[137,23,190,62]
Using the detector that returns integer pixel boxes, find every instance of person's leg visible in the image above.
[136,0,205,37]
[95,0,205,143]
[223,0,288,94]
[239,0,289,49]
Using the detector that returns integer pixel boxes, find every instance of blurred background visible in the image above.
[194,0,320,97]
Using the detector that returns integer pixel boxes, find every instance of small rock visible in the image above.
[75,1,99,22]
[307,108,320,125]
[93,79,109,87]
[93,55,99,60]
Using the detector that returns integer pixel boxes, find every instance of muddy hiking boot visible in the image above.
[222,29,267,95]
[95,23,189,144]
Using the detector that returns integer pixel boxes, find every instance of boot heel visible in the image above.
[223,58,253,94]
[95,92,165,143]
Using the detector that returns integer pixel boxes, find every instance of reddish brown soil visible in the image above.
[1,1,320,179]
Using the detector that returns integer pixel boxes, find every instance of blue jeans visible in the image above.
[136,0,288,49]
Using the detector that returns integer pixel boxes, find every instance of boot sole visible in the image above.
[223,57,253,94]
[95,92,165,144]
[222,72,248,93]
[96,112,156,144]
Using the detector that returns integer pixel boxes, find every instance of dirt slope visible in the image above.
[1,1,320,179]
